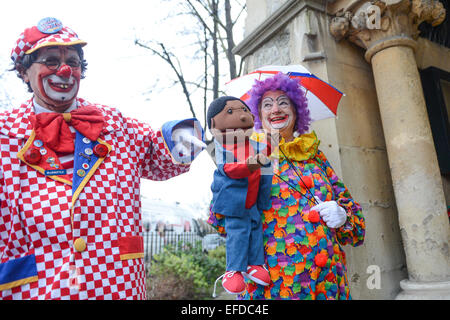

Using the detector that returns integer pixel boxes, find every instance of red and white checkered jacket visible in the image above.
[0,98,190,299]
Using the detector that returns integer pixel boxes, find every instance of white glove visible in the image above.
[310,196,347,229]
[171,126,206,163]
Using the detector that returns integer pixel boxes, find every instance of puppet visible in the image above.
[207,96,273,295]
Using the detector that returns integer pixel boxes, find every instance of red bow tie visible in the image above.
[30,106,105,154]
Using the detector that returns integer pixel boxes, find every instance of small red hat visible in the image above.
[11,17,87,64]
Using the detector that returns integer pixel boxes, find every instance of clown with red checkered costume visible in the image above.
[0,17,205,299]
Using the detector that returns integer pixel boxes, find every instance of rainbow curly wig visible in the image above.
[246,72,311,134]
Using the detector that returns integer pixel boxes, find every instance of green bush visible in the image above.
[146,241,226,300]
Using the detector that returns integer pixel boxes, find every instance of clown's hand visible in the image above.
[310,196,347,229]
[171,125,206,164]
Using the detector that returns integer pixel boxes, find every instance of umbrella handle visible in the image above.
[274,173,316,206]
[277,146,319,206]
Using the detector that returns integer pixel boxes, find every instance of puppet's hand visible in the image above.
[256,153,270,166]
[245,154,270,172]
[310,197,347,229]
[171,126,206,163]
[246,155,260,172]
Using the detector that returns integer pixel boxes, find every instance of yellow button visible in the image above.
[74,238,86,252]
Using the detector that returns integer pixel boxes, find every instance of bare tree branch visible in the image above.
[224,0,237,79]
[232,3,247,26]
[185,0,214,37]
[202,26,208,130]
[193,0,227,30]
[134,39,197,120]
[134,0,247,137]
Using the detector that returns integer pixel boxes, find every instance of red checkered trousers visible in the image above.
[0,98,190,299]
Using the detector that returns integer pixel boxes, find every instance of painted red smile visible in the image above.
[48,79,74,92]
[270,115,289,124]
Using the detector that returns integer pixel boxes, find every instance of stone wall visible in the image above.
[320,9,409,298]
[245,0,290,37]
[415,37,450,209]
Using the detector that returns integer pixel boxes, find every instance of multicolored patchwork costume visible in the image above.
[208,131,365,299]
[0,98,199,299]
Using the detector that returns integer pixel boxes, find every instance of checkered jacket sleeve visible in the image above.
[0,165,6,257]
[122,116,190,181]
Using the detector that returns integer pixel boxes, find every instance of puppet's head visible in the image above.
[207,96,254,140]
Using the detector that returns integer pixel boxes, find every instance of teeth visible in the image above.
[54,84,69,89]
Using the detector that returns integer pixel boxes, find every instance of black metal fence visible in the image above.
[143,228,203,264]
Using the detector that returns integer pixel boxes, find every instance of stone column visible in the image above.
[329,0,450,299]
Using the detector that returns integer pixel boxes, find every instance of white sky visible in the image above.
[0,0,246,218]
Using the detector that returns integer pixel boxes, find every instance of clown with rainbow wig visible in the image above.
[209,72,365,300]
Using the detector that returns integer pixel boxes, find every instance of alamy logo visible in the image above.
[366,265,381,290]
[351,4,381,30]
[68,266,81,291]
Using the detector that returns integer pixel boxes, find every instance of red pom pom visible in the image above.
[24,148,42,164]
[314,252,328,267]
[93,144,109,158]
[300,175,313,189]
[309,210,320,223]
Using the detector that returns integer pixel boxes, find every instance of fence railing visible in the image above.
[143,228,203,264]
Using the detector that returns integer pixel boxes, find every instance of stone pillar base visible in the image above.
[396,279,450,300]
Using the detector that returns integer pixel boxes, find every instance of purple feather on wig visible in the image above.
[246,72,311,134]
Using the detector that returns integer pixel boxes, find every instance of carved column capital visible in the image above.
[329,0,446,62]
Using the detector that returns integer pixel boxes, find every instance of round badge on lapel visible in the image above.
[33,140,44,148]
[24,148,42,164]
[77,169,86,177]
[93,144,109,158]
[82,137,91,144]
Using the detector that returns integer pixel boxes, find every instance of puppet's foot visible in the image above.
[243,265,270,286]
[221,271,245,295]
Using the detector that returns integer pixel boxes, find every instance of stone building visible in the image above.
[234,0,450,299]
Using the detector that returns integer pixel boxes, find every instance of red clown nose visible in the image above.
[56,64,72,79]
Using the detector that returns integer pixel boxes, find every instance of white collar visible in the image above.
[33,98,78,114]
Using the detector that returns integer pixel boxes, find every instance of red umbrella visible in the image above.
[225,64,344,122]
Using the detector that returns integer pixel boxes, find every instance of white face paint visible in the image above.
[264,111,294,130]
[24,46,82,112]
[260,91,296,133]
[42,74,78,102]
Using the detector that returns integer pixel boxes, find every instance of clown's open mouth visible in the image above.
[270,115,289,124]
[48,79,74,92]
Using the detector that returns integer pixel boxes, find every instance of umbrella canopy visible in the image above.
[225,65,344,122]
